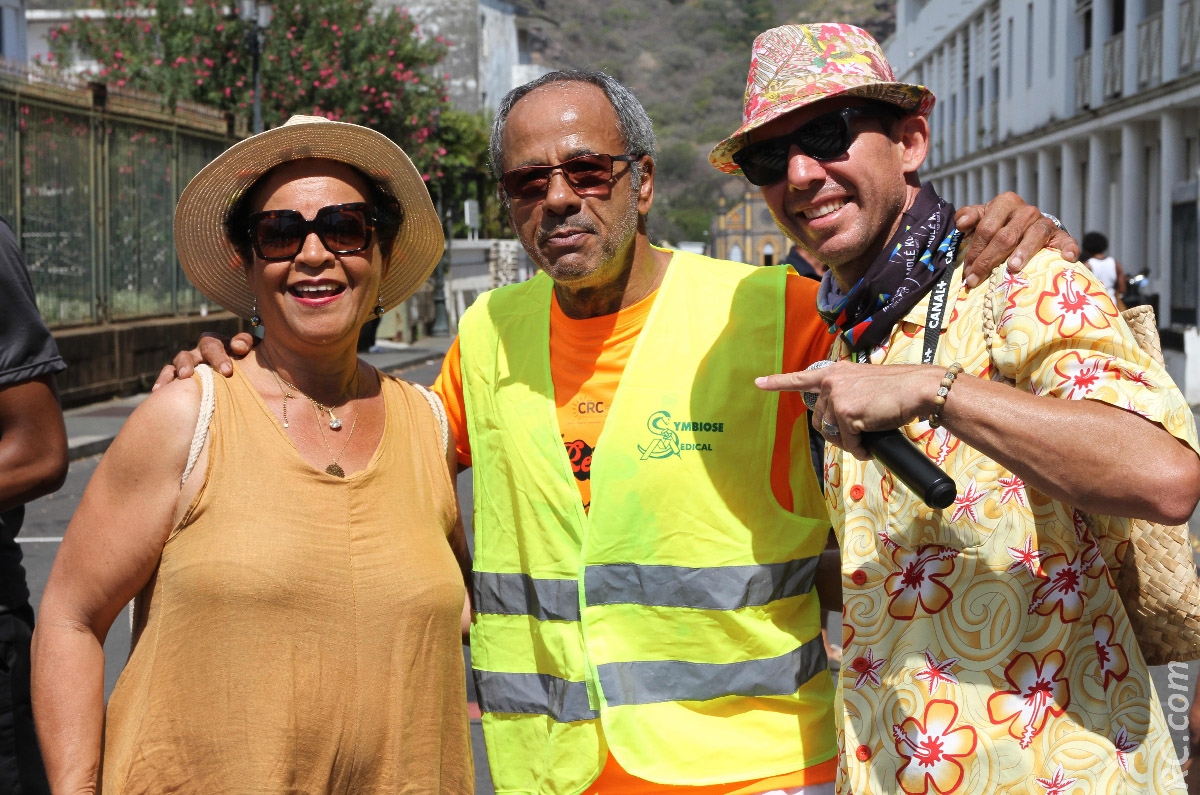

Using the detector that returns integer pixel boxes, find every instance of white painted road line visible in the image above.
[16,537,63,543]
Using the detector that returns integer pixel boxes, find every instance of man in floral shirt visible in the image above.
[713,23,1200,795]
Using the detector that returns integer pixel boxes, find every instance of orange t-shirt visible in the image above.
[433,270,836,792]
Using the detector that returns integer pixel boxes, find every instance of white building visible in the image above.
[26,8,102,72]
[0,0,27,62]
[886,0,1200,392]
[385,0,551,114]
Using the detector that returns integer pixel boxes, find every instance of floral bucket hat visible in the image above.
[710,23,936,174]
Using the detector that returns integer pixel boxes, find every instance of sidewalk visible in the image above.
[63,336,455,461]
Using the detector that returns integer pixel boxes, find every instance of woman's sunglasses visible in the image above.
[247,202,376,261]
[501,153,639,201]
[731,106,901,186]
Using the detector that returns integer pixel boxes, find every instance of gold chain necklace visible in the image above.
[260,349,350,430]
[260,351,365,477]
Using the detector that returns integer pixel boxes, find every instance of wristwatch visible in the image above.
[1041,212,1067,233]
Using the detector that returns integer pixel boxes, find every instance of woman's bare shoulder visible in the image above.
[107,377,205,477]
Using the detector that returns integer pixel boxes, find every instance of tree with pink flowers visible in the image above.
[45,0,465,187]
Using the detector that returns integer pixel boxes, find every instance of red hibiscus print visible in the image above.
[1028,549,1092,623]
[885,545,959,620]
[987,650,1070,748]
[1052,352,1122,400]
[1092,615,1129,689]
[892,700,978,794]
[1035,268,1115,337]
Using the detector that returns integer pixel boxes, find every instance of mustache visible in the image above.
[537,216,599,246]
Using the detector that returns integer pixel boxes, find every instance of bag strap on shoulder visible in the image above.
[411,382,450,456]
[181,364,215,485]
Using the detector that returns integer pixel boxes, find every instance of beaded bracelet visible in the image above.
[928,362,963,429]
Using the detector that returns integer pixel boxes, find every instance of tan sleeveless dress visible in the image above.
[100,365,472,794]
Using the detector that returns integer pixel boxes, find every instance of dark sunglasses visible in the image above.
[501,153,639,201]
[732,106,901,186]
[247,202,376,261]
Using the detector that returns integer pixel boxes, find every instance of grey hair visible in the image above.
[488,69,657,182]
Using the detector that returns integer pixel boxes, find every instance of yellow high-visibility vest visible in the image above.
[461,250,835,795]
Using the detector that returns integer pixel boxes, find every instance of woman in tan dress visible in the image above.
[31,116,473,793]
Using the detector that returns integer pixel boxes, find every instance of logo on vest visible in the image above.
[637,410,724,459]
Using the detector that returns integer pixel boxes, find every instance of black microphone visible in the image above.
[802,361,958,510]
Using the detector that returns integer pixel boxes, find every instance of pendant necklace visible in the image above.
[310,373,361,477]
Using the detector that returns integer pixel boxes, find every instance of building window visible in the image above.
[762,242,775,267]
[1007,17,1014,97]
[1049,4,1057,75]
[1026,4,1034,88]
[518,28,532,65]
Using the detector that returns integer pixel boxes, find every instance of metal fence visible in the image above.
[0,65,239,327]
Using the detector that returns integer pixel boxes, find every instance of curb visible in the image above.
[67,435,117,461]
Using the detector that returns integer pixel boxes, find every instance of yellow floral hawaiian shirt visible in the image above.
[826,249,1199,795]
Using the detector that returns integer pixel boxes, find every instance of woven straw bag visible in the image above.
[1107,306,1200,665]
[985,275,1200,665]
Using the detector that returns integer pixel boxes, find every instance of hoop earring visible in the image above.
[250,298,262,328]
[373,291,384,318]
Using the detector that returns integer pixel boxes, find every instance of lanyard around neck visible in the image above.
[920,263,957,365]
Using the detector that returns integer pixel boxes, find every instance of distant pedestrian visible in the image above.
[0,216,67,795]
[32,117,473,793]
[1083,230,1128,309]
[784,243,828,280]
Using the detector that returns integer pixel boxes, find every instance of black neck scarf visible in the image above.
[817,183,962,356]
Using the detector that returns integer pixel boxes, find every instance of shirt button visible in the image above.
[851,569,868,586]
[855,744,872,762]
[849,484,865,500]
[850,656,869,673]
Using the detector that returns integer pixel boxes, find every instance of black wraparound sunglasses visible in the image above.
[501,153,639,201]
[732,106,901,186]
[247,202,376,261]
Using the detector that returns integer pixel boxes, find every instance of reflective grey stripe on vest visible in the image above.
[599,635,828,707]
[584,556,819,610]
[473,669,598,723]
[473,572,580,621]
[474,557,817,620]
[476,637,826,721]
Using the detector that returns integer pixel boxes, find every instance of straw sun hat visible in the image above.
[175,115,444,321]
[710,23,936,174]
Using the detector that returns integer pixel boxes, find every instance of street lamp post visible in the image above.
[240,0,273,134]
[431,186,451,336]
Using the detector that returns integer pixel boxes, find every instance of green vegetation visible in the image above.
[513,0,894,245]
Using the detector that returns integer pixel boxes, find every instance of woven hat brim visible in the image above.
[709,79,935,174]
[175,120,444,320]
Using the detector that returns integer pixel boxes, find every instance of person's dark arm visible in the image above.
[955,192,1080,287]
[0,375,67,512]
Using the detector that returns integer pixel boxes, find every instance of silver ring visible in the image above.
[821,420,840,437]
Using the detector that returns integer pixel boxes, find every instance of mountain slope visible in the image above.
[512,0,896,243]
